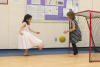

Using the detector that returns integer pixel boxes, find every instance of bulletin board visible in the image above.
[26,0,79,21]
[0,0,8,5]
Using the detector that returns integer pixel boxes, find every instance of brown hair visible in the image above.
[67,11,75,20]
[22,14,32,25]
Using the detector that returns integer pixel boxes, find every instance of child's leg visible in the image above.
[38,45,44,50]
[33,45,44,50]
[35,45,44,50]
[24,49,29,56]
[72,43,78,55]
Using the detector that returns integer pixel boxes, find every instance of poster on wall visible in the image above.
[26,0,79,21]
[0,0,8,4]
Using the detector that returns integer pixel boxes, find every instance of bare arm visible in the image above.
[69,21,75,32]
[18,22,26,35]
[64,21,76,33]
[28,26,40,34]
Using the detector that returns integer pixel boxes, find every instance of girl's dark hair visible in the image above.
[67,11,75,20]
[22,14,32,25]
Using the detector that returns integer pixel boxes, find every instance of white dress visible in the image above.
[18,24,43,49]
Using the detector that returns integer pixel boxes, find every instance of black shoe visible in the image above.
[73,53,77,55]
[73,51,78,55]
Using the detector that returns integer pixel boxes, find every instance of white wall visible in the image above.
[79,0,93,11]
[0,5,9,49]
[92,0,100,11]
[0,0,99,49]
[0,0,26,49]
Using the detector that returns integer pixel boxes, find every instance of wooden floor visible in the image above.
[91,53,100,61]
[0,54,100,67]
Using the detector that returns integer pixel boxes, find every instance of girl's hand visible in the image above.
[36,32,40,34]
[64,30,68,34]
[20,32,23,35]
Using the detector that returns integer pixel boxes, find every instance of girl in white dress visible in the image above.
[18,14,44,56]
